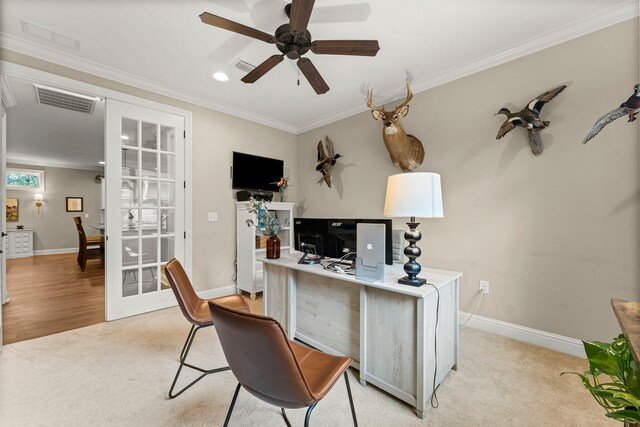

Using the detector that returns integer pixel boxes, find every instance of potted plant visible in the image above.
[246,198,281,259]
[563,334,640,426]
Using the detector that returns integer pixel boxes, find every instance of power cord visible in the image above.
[232,260,237,283]
[424,282,440,409]
[461,291,484,328]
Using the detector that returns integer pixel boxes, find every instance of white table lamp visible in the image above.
[384,172,443,286]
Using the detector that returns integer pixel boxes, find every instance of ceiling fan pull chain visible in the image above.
[297,68,300,86]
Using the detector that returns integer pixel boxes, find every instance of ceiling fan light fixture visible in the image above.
[213,72,229,82]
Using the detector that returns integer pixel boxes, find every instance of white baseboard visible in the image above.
[197,285,238,300]
[33,247,78,256]
[459,312,585,358]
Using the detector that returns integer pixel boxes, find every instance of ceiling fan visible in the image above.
[200,0,380,95]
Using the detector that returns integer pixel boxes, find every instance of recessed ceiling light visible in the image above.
[98,161,105,165]
[213,72,229,82]
[121,135,130,140]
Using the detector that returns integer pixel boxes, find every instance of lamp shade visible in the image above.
[34,193,44,202]
[383,172,443,218]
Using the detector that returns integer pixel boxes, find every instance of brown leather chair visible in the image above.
[209,301,358,427]
[164,258,250,399]
[73,216,104,272]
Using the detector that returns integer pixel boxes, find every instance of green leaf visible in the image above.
[606,409,640,423]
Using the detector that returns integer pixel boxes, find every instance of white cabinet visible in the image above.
[5,229,34,259]
[236,201,294,300]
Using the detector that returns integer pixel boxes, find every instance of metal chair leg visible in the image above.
[224,383,242,427]
[344,371,358,426]
[167,324,231,399]
[304,403,318,427]
[280,408,292,427]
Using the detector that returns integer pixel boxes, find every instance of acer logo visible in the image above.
[331,222,342,227]
[295,221,302,225]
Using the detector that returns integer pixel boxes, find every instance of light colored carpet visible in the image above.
[0,299,613,426]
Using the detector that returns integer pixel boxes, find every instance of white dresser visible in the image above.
[5,229,34,259]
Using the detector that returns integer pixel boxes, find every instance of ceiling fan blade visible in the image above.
[200,12,274,44]
[297,58,329,95]
[290,0,315,33]
[241,55,284,84]
[310,40,380,56]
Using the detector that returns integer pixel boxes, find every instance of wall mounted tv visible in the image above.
[232,152,284,192]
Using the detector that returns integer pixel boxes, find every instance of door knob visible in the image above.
[1,232,7,237]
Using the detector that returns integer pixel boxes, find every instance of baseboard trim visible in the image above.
[197,285,238,300]
[33,247,78,255]
[459,312,585,358]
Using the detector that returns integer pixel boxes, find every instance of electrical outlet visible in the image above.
[208,212,218,222]
[479,280,490,295]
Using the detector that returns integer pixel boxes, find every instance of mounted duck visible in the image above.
[582,84,640,144]
[316,136,342,188]
[495,85,567,155]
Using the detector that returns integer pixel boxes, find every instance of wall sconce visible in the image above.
[34,193,44,213]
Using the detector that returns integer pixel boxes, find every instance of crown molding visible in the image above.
[296,1,639,134]
[0,32,298,134]
[0,1,637,135]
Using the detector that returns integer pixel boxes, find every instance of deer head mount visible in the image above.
[367,82,425,172]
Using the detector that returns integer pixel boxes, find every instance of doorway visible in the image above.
[0,61,192,347]
[1,74,106,344]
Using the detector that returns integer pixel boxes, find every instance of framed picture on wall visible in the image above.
[6,198,18,221]
[66,197,83,212]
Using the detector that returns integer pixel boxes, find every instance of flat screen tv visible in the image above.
[232,152,284,192]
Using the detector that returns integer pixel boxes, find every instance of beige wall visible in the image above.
[0,49,298,291]
[297,19,640,341]
[6,163,102,251]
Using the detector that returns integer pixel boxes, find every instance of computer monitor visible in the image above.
[294,217,393,265]
[294,218,327,256]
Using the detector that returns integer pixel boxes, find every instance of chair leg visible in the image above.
[280,408,292,427]
[224,383,242,427]
[167,324,231,399]
[304,403,318,427]
[344,371,358,426]
[179,325,195,361]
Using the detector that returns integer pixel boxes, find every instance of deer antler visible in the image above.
[395,81,413,111]
[367,89,385,112]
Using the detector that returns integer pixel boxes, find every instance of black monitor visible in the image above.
[294,218,393,265]
[293,218,327,256]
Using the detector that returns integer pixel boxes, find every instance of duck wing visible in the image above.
[527,85,567,114]
[527,130,544,155]
[582,106,630,144]
[496,118,523,140]
[324,137,334,158]
[317,140,326,162]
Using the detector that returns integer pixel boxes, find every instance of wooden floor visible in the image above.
[2,253,105,345]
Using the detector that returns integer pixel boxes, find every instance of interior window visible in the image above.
[6,168,45,191]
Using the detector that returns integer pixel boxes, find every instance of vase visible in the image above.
[279,188,285,202]
[266,236,281,259]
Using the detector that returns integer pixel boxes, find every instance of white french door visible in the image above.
[105,99,185,320]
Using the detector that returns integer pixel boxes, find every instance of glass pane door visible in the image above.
[106,100,184,320]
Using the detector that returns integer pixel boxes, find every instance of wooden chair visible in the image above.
[73,216,104,272]
[209,300,358,427]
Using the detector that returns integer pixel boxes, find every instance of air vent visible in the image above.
[21,19,80,50]
[34,84,101,114]
[234,59,256,73]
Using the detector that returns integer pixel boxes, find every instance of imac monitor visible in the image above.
[356,223,386,282]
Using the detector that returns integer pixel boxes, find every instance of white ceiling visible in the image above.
[4,74,104,170]
[0,0,637,134]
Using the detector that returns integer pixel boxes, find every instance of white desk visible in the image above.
[262,254,462,418]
